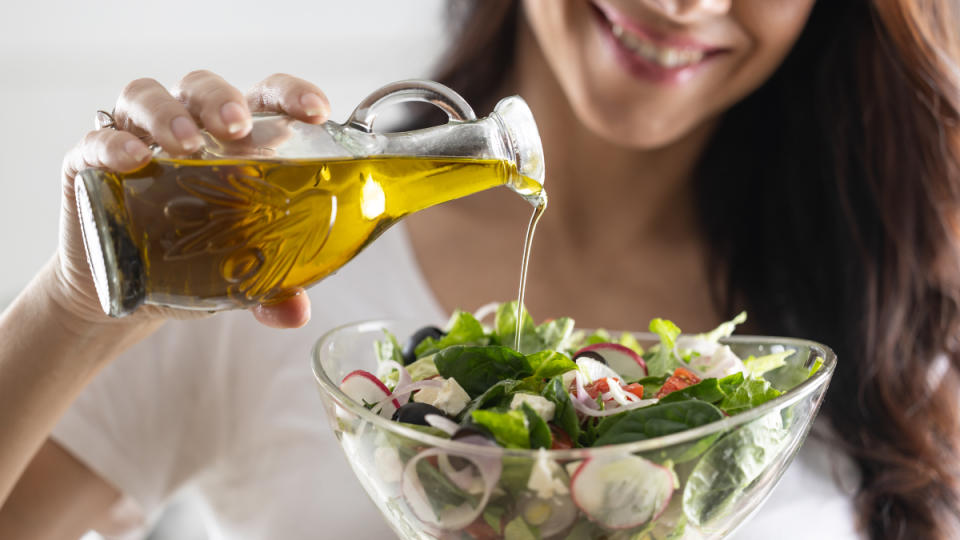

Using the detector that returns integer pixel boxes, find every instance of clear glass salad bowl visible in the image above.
[312,320,836,540]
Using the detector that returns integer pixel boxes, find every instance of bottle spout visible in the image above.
[492,96,546,206]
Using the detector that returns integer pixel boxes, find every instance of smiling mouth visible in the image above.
[590,2,725,71]
[610,24,705,68]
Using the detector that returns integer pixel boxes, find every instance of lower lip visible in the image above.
[592,10,717,85]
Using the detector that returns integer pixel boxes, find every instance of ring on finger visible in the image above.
[95,109,117,130]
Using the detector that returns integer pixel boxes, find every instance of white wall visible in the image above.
[0,0,446,301]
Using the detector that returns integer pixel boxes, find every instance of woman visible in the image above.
[1,0,958,538]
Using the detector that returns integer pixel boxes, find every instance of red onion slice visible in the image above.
[424,413,461,436]
[374,379,445,412]
[401,439,502,530]
[379,360,413,405]
[572,396,658,417]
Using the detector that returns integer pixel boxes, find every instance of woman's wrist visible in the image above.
[23,256,163,372]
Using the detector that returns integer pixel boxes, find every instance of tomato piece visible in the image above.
[655,367,701,399]
[464,515,501,539]
[584,377,618,399]
[623,383,645,399]
[549,424,574,449]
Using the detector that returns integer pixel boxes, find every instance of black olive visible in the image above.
[391,402,449,426]
[572,350,607,364]
[401,325,446,364]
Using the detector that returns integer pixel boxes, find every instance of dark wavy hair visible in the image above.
[430,1,960,538]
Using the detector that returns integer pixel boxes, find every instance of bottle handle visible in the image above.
[345,79,477,133]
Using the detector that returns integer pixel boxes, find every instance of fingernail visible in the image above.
[220,102,250,135]
[171,116,203,151]
[124,139,151,162]
[300,93,328,118]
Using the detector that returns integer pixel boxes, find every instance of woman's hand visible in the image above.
[56,70,331,329]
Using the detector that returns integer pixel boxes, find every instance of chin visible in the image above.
[569,91,709,150]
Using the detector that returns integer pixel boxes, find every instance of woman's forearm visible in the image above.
[0,257,162,505]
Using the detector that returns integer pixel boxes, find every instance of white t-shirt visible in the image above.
[52,225,861,539]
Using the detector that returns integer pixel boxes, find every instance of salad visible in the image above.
[335,302,825,539]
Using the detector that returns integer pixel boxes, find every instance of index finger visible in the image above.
[247,73,331,124]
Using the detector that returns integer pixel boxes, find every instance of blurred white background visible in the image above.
[0,0,447,304]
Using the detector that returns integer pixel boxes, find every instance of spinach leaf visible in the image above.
[682,412,789,526]
[527,350,577,380]
[594,401,724,446]
[471,409,530,449]
[495,301,542,353]
[435,346,532,398]
[458,379,522,421]
[645,318,684,377]
[521,402,553,449]
[415,310,486,356]
[541,376,581,445]
[719,376,782,415]
[659,378,725,404]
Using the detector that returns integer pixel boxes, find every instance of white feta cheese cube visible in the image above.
[510,393,556,422]
[432,378,471,416]
[526,448,568,499]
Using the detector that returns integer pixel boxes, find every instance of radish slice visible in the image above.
[340,370,399,418]
[575,343,648,379]
[576,356,622,383]
[401,439,502,530]
[571,455,674,530]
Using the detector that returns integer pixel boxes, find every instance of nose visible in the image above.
[640,0,732,24]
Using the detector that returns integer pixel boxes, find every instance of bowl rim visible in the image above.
[311,319,837,460]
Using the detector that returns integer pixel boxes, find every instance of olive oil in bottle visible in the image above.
[78,155,543,314]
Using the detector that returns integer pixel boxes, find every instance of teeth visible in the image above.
[610,23,705,68]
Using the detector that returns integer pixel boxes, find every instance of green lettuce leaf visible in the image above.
[471,409,530,449]
[406,354,439,382]
[742,349,794,377]
[617,331,645,356]
[435,346,532,398]
[415,310,487,356]
[700,311,747,343]
[496,301,543,354]
[645,318,684,377]
[374,329,405,365]
[536,317,575,351]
